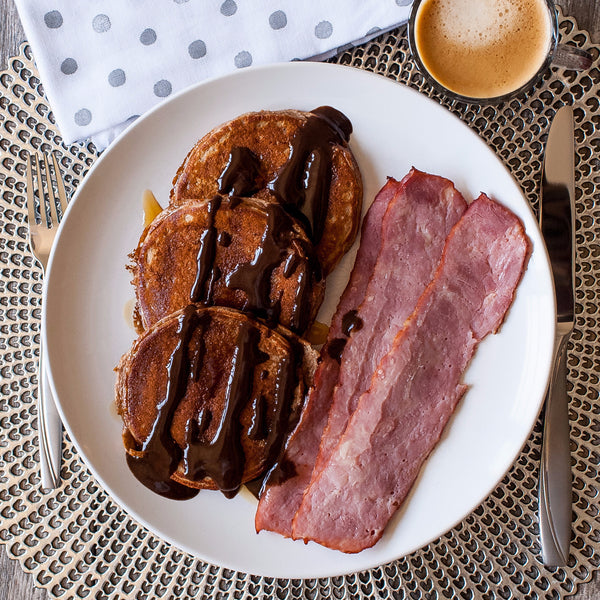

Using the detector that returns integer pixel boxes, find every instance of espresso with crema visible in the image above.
[414,0,553,99]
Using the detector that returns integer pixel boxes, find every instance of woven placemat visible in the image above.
[1,10,599,599]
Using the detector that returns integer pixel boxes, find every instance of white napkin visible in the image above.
[15,0,412,150]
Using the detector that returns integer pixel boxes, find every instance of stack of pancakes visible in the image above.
[115,107,363,499]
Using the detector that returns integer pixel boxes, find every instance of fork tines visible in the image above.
[26,152,68,228]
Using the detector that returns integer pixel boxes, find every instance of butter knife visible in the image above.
[538,105,575,567]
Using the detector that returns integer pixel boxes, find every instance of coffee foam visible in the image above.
[436,0,527,47]
[415,0,552,98]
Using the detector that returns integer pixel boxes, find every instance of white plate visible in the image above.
[43,62,555,579]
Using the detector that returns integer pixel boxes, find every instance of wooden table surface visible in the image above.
[1,1,599,599]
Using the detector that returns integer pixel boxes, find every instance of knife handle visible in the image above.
[538,331,572,566]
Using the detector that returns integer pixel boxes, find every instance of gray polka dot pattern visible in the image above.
[153,79,172,97]
[221,0,237,17]
[315,21,333,39]
[140,28,157,45]
[60,58,78,75]
[74,108,92,126]
[188,40,207,59]
[44,11,63,29]
[234,51,252,68]
[30,1,413,144]
[92,14,111,33]
[108,69,126,87]
[269,11,287,30]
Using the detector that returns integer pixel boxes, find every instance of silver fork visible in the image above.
[26,152,69,489]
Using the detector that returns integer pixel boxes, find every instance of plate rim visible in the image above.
[42,60,556,578]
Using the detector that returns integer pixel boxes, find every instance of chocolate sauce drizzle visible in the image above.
[126,306,300,499]
[181,319,298,499]
[126,107,352,498]
[187,195,318,333]
[254,335,307,495]
[260,346,297,470]
[267,106,352,243]
[190,195,222,304]
[218,147,262,197]
[341,309,363,336]
[248,395,267,441]
[217,107,351,245]
[327,310,364,363]
[182,320,269,498]
[225,202,315,332]
[235,341,301,499]
[326,337,347,363]
[187,106,350,329]
[126,305,203,500]
[217,230,232,247]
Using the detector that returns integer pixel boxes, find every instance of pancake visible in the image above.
[131,195,324,334]
[170,107,363,274]
[115,305,317,498]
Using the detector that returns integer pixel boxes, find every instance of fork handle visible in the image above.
[39,346,62,489]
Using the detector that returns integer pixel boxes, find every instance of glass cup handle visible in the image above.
[552,44,593,70]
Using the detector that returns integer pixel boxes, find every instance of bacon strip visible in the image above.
[255,177,397,536]
[256,169,467,536]
[292,195,530,553]
[311,169,467,478]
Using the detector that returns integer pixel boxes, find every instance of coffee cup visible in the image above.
[407,0,592,104]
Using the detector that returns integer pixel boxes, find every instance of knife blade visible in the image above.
[538,105,575,567]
